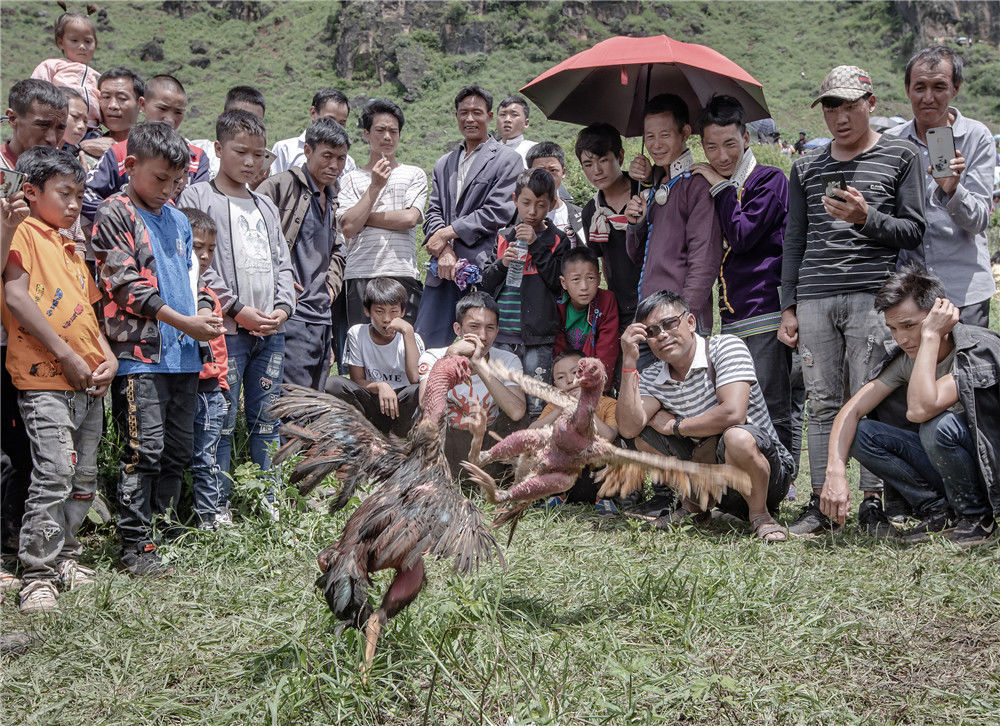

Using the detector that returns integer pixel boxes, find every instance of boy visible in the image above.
[526,141,585,245]
[481,168,569,418]
[327,278,425,437]
[530,352,620,514]
[190,85,267,180]
[178,207,230,530]
[574,123,640,331]
[554,246,619,390]
[177,110,295,518]
[90,122,223,576]
[2,147,116,611]
[496,95,535,164]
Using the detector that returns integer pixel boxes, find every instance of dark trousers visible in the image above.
[283,318,333,391]
[324,376,421,438]
[0,346,32,557]
[958,299,990,328]
[415,282,462,348]
[743,331,805,479]
[111,373,198,548]
[344,277,423,329]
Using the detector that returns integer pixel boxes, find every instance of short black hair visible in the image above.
[643,93,689,129]
[905,45,964,89]
[305,117,350,150]
[224,86,266,115]
[7,79,68,116]
[144,74,186,100]
[498,94,529,119]
[874,265,948,314]
[216,109,266,144]
[553,350,583,368]
[360,98,404,132]
[561,245,600,274]
[311,88,349,113]
[58,85,87,104]
[455,290,499,324]
[526,141,565,169]
[514,168,556,202]
[126,121,189,170]
[574,122,623,161]
[454,85,493,112]
[177,207,217,237]
[15,146,85,188]
[697,94,746,134]
[634,290,690,322]
[363,278,407,309]
[98,67,145,100]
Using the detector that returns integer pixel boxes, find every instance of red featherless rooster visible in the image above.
[271,356,503,671]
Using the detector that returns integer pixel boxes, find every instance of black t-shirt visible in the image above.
[581,178,640,327]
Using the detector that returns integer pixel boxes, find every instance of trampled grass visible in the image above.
[3,485,999,725]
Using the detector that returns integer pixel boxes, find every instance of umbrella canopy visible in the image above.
[521,35,769,137]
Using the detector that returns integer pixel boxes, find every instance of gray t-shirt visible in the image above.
[229,196,275,314]
[876,347,962,414]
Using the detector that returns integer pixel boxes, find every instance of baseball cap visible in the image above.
[811,65,874,107]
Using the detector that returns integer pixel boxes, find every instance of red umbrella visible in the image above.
[521,35,770,137]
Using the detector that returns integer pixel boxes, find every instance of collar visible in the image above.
[1,141,18,168]
[668,149,694,179]
[898,106,971,144]
[459,138,489,158]
[297,130,307,145]
[22,215,77,253]
[301,163,334,199]
[503,134,525,147]
[729,147,758,191]
[655,335,707,384]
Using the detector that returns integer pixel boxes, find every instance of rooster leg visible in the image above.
[506,471,576,503]
[361,611,383,685]
[480,429,550,465]
[360,561,427,681]
[461,461,508,504]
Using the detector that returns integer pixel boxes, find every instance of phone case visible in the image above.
[0,167,26,198]
[926,126,956,179]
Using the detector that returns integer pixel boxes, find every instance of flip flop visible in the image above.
[752,516,788,543]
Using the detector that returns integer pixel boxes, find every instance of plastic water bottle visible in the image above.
[505,237,528,289]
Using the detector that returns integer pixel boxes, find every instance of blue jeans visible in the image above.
[495,342,553,419]
[191,390,228,524]
[218,331,285,504]
[850,413,989,518]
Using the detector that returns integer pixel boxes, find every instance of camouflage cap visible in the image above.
[811,65,874,107]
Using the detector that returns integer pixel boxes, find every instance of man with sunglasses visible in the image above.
[617,290,795,541]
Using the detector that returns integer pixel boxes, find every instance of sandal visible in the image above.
[653,503,710,530]
[752,516,788,543]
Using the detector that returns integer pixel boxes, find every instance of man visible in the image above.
[495,95,535,165]
[794,130,807,155]
[1,79,68,168]
[415,85,522,347]
[885,46,996,327]
[779,65,926,536]
[270,88,356,176]
[190,85,267,179]
[616,291,794,541]
[820,267,998,547]
[256,118,349,391]
[78,67,143,160]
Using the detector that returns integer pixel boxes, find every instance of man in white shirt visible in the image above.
[271,88,356,175]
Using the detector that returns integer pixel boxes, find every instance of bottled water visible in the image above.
[505,237,529,289]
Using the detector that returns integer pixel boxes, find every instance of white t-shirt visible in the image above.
[417,346,522,428]
[344,323,425,391]
[336,164,428,279]
[229,196,274,314]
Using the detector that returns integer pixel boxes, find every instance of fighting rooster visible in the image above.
[271,356,503,670]
[462,357,752,533]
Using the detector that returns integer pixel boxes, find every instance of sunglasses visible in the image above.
[645,316,682,339]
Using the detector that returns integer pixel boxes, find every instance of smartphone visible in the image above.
[261,149,276,167]
[821,172,847,198]
[926,126,956,179]
[0,166,26,198]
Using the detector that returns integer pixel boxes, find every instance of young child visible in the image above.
[30,11,102,129]
[554,246,619,390]
[327,278,425,437]
[575,123,640,331]
[178,207,230,530]
[177,110,295,520]
[90,122,223,577]
[1,147,116,612]
[60,87,90,151]
[526,141,584,245]
[481,168,568,418]
[529,352,619,514]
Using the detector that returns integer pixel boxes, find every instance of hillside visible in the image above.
[2,0,999,187]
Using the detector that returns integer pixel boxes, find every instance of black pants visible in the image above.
[111,373,198,549]
[344,277,423,329]
[325,376,421,438]
[743,331,805,479]
[0,346,32,557]
[283,318,333,391]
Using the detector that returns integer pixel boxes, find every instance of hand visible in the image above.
[500,244,517,268]
[820,469,850,525]
[178,313,225,342]
[930,149,965,198]
[628,155,653,184]
[689,162,725,187]
[79,137,114,158]
[447,335,477,358]
[233,306,270,334]
[88,359,118,396]
[650,409,677,436]
[458,402,487,439]
[386,316,414,336]
[425,227,454,256]
[624,194,646,224]
[920,297,960,339]
[468,334,486,367]
[1,192,30,234]
[59,351,93,390]
[822,185,868,225]
[437,245,458,281]
[513,222,537,247]
[777,308,798,348]
[370,156,392,192]
[620,322,646,366]
[256,307,288,336]
[376,382,399,419]
[293,281,305,295]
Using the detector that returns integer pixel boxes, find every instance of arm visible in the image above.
[681,181,724,314]
[938,132,995,235]
[448,154,520,245]
[326,231,346,302]
[529,404,562,429]
[365,208,422,231]
[422,160,448,239]
[713,169,789,254]
[593,294,620,381]
[81,149,120,223]
[614,322,662,439]
[855,148,925,250]
[268,209,297,324]
[479,233,509,294]
[906,298,961,423]
[780,162,807,312]
[1,193,30,273]
[657,381,751,439]
[338,160,390,239]
[624,193,649,263]
[387,317,421,384]
[530,229,568,295]
[471,340,526,421]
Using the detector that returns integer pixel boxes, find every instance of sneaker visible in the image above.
[117,543,174,578]
[215,506,234,527]
[56,560,95,590]
[788,494,839,537]
[19,580,58,613]
[899,510,954,543]
[943,515,996,547]
[543,494,566,509]
[595,498,619,516]
[858,496,895,538]
[626,492,677,521]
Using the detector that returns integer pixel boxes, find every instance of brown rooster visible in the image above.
[271,356,503,672]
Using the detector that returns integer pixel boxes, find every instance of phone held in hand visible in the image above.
[926,126,956,179]
[0,166,26,198]
[821,172,847,198]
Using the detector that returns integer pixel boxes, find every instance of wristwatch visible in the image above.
[672,416,684,438]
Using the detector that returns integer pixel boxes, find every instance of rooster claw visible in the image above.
[460,461,506,504]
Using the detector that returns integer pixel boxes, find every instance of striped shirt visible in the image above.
[638,334,781,444]
[780,136,925,309]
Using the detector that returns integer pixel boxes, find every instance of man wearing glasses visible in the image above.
[616,290,795,541]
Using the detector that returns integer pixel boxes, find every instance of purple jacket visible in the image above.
[626,173,722,330]
[714,164,788,333]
